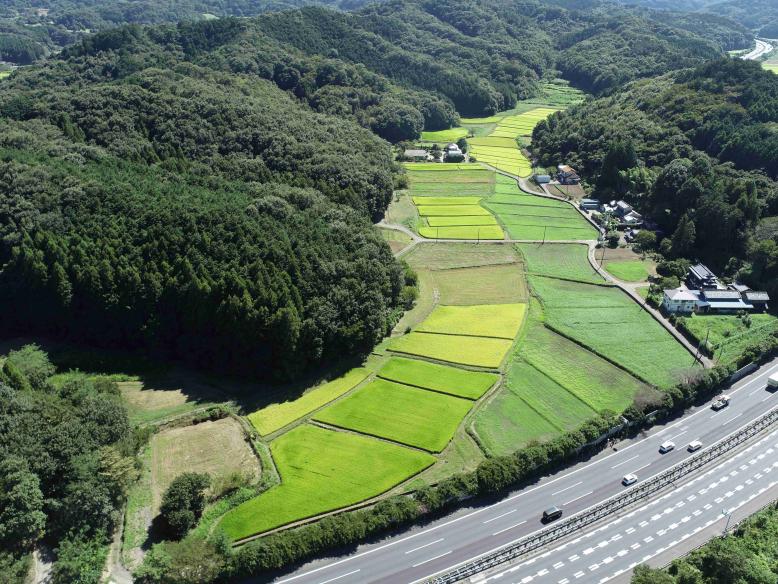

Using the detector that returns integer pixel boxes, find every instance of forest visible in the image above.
[532,58,778,298]
[0,345,134,582]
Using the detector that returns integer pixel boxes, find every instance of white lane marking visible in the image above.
[318,570,360,584]
[553,562,564,569]
[404,538,444,554]
[722,413,743,426]
[569,554,580,561]
[483,509,516,524]
[492,520,527,536]
[553,481,584,496]
[411,550,451,568]
[630,462,652,475]
[669,430,687,441]
[564,491,594,506]
[611,455,640,469]
[574,571,585,579]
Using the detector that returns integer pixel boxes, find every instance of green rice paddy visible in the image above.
[313,378,473,452]
[247,368,370,436]
[518,243,604,283]
[420,128,468,142]
[388,332,514,368]
[218,425,434,539]
[377,357,498,400]
[530,276,696,388]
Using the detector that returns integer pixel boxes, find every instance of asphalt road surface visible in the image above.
[263,359,778,584]
[742,39,774,60]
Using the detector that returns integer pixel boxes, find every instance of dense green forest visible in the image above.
[532,58,778,297]
[0,45,407,378]
[0,345,134,583]
[2,0,751,102]
[631,502,778,583]
[621,0,778,37]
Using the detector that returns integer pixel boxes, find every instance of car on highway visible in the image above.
[687,440,703,452]
[659,441,675,453]
[542,506,563,523]
[711,394,730,411]
[622,473,638,486]
[768,373,778,390]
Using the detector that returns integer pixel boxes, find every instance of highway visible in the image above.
[264,359,778,584]
[742,39,774,61]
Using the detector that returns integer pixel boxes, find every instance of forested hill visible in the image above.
[532,58,778,296]
[0,30,408,379]
[3,0,750,104]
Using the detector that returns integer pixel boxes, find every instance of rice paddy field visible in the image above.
[313,378,473,452]
[388,332,514,368]
[420,127,468,142]
[415,304,526,339]
[603,260,651,282]
[530,276,696,388]
[218,425,434,539]
[518,243,604,283]
[466,107,558,176]
[377,357,498,400]
[429,263,528,305]
[246,368,370,436]
[681,313,778,366]
[473,300,651,455]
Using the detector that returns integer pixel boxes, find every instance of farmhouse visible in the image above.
[695,289,753,314]
[557,164,581,185]
[662,288,698,314]
[743,291,771,312]
[686,263,719,289]
[404,149,433,162]
[602,200,643,226]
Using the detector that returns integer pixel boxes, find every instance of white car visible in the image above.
[622,473,638,486]
[687,440,703,452]
[659,441,675,454]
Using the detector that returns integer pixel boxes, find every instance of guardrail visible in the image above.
[428,405,778,584]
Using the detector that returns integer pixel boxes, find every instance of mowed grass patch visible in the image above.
[418,225,504,240]
[406,242,519,269]
[151,418,260,511]
[219,425,434,539]
[604,260,650,282]
[247,368,370,436]
[314,378,472,452]
[518,243,604,283]
[681,313,778,366]
[531,276,695,388]
[118,375,227,425]
[416,304,526,339]
[389,332,513,368]
[377,357,498,400]
[431,263,528,305]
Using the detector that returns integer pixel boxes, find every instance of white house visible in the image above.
[662,288,698,314]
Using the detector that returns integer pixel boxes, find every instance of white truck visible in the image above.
[768,373,778,390]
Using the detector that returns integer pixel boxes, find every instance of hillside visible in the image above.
[532,57,778,295]
[0,42,407,379]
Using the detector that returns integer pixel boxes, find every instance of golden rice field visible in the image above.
[466,108,558,177]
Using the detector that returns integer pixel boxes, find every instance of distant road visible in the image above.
[252,359,778,584]
[742,39,773,61]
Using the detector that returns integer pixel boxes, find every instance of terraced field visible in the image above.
[388,331,514,368]
[531,276,695,388]
[415,304,526,339]
[420,127,468,142]
[466,107,558,176]
[377,357,498,400]
[518,242,603,283]
[219,425,434,539]
[314,378,473,452]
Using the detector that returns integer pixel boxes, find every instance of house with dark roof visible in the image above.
[557,164,581,185]
[743,291,770,312]
[686,263,719,289]
[696,289,753,314]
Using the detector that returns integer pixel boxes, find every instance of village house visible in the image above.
[403,149,433,162]
[557,164,581,185]
[662,288,698,314]
[686,263,719,289]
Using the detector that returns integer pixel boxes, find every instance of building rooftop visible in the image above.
[404,149,429,158]
[688,263,717,282]
[664,288,698,302]
[744,291,770,302]
[700,289,742,301]
[698,300,754,310]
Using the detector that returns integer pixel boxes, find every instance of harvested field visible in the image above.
[430,263,528,305]
[416,204,490,216]
[379,227,414,254]
[406,242,519,269]
[151,417,260,510]
[418,225,505,240]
